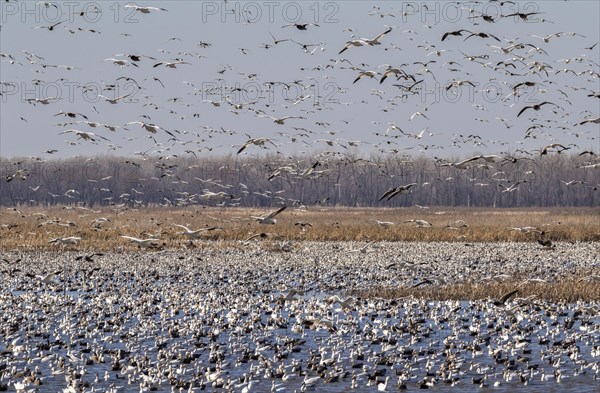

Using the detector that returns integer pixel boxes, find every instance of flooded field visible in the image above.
[1,242,598,392]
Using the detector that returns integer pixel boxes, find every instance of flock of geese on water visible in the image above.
[0,241,599,393]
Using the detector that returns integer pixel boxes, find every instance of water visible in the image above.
[0,246,598,392]
[2,291,598,392]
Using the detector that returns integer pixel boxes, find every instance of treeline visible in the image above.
[1,152,598,208]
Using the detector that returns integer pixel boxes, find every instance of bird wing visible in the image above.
[266,205,287,219]
[237,140,251,154]
[457,156,481,166]
[498,289,518,304]
[372,27,392,42]
[120,235,141,242]
[378,187,397,202]
[339,42,351,54]
[516,105,531,117]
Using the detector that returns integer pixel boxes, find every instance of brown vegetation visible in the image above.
[354,276,600,302]
[1,206,598,251]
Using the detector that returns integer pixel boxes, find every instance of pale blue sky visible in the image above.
[1,1,599,159]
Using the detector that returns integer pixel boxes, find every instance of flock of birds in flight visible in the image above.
[1,0,599,210]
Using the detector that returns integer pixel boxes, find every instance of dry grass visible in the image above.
[2,206,598,301]
[354,276,600,302]
[1,206,599,251]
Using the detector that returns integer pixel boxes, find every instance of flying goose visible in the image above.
[499,182,521,193]
[353,70,379,84]
[441,29,472,41]
[26,271,62,285]
[516,102,558,117]
[236,138,276,154]
[372,220,394,228]
[173,224,209,239]
[119,235,161,248]
[26,97,59,105]
[338,39,369,54]
[54,110,88,119]
[34,20,64,31]
[361,26,393,45]
[282,23,319,30]
[113,53,157,62]
[379,67,412,84]
[58,130,109,142]
[509,226,542,233]
[326,295,356,310]
[104,58,139,68]
[278,289,304,303]
[153,60,189,68]
[464,32,501,41]
[252,206,286,224]
[173,224,223,239]
[493,289,518,307]
[338,27,392,54]
[574,116,599,126]
[378,183,417,201]
[122,5,168,13]
[540,143,570,155]
[125,121,178,139]
[6,169,28,182]
[97,94,131,104]
[445,80,476,91]
[259,115,306,125]
[440,156,481,169]
[404,219,432,227]
[502,11,541,21]
[48,236,82,245]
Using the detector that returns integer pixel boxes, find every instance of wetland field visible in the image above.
[0,207,598,392]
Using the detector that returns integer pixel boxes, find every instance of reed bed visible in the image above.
[354,276,600,303]
[1,206,599,251]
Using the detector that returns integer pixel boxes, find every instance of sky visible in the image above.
[0,0,599,159]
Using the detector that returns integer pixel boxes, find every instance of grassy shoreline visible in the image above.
[354,276,600,302]
[1,206,599,251]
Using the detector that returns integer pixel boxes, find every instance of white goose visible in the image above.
[49,236,82,245]
[173,224,207,239]
[123,5,168,13]
[103,58,139,68]
[119,235,161,248]
[28,271,62,285]
[252,206,287,224]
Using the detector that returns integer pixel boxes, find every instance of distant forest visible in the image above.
[1,152,598,208]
